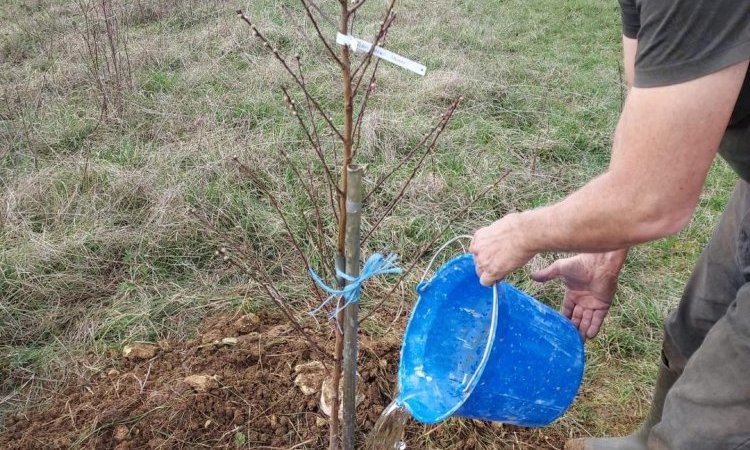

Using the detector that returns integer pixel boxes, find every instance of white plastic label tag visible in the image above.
[336,32,426,76]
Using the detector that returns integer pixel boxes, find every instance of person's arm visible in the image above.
[471,60,748,287]
[623,36,636,88]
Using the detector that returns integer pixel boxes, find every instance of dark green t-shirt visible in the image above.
[618,0,750,181]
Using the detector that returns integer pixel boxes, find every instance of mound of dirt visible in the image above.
[0,313,565,449]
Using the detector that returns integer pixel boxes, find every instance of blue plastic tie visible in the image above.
[308,252,402,319]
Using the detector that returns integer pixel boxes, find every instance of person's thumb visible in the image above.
[531,261,561,283]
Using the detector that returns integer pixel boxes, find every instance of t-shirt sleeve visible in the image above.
[618,0,640,39]
[633,0,750,87]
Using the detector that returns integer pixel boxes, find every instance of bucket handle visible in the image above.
[419,235,500,395]
[419,234,474,284]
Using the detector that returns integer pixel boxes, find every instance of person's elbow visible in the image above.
[632,197,695,242]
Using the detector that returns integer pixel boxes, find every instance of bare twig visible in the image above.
[237,10,344,142]
[232,156,326,304]
[281,4,310,40]
[307,163,337,278]
[281,86,340,195]
[349,0,367,14]
[359,170,512,324]
[361,99,459,203]
[361,98,461,243]
[295,55,340,224]
[307,0,337,27]
[278,148,335,278]
[298,0,344,67]
[295,57,323,169]
[351,58,381,159]
[352,0,396,84]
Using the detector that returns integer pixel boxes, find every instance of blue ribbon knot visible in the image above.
[308,252,402,319]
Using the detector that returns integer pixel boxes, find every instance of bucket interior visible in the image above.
[398,254,497,423]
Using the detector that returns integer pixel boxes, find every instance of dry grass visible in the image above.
[0,0,735,447]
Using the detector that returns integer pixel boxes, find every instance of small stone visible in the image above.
[234,314,260,333]
[316,416,327,427]
[266,324,291,338]
[113,425,129,441]
[236,332,260,345]
[294,372,323,395]
[107,368,120,379]
[293,361,326,395]
[122,344,157,360]
[182,375,220,392]
[204,419,212,429]
[319,373,365,419]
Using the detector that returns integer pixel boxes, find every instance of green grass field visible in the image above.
[0,0,735,447]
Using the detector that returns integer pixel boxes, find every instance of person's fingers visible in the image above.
[579,309,593,340]
[570,304,583,329]
[530,260,561,283]
[587,309,608,339]
[474,263,483,279]
[561,292,574,319]
[479,271,496,287]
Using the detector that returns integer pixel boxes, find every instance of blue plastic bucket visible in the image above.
[397,253,584,426]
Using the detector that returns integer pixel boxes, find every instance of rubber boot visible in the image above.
[564,363,679,450]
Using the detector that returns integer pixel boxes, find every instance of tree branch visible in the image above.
[232,156,326,303]
[362,98,461,205]
[237,10,344,142]
[298,0,344,67]
[351,58,381,159]
[281,86,341,196]
[351,0,396,85]
[360,105,455,245]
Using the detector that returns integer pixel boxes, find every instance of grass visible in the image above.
[0,0,735,446]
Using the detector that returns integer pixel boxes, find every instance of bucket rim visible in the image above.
[398,253,500,424]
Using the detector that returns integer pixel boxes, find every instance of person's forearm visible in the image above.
[516,171,693,254]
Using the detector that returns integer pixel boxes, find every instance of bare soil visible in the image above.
[0,313,566,449]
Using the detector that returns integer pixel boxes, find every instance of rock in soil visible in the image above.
[182,375,220,392]
[293,361,326,395]
[121,343,157,360]
[233,313,260,333]
[320,373,365,419]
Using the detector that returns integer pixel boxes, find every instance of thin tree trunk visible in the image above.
[331,1,354,448]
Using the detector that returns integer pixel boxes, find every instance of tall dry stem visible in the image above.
[77,0,132,121]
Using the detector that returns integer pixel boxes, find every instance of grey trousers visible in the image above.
[650,181,750,449]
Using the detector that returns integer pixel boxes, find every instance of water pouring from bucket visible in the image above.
[372,236,584,445]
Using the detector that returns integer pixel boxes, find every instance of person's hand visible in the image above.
[531,251,626,340]
[470,213,537,287]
